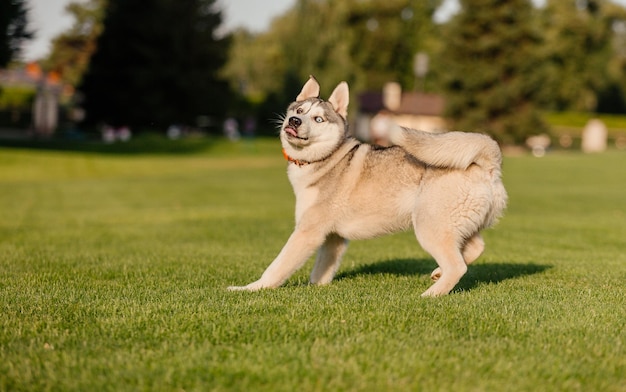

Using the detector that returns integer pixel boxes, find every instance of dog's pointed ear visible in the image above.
[296,76,320,102]
[328,81,349,118]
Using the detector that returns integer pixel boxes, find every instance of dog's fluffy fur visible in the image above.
[229,77,507,296]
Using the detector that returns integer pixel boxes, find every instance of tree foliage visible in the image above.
[441,0,547,144]
[44,0,107,87]
[0,0,33,67]
[537,0,626,113]
[222,0,441,122]
[538,0,610,111]
[79,0,230,129]
[603,2,626,113]
[345,0,441,90]
[71,0,626,143]
[222,0,626,143]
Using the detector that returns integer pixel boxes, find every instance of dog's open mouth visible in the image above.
[284,126,308,140]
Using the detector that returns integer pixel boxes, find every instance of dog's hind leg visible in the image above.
[414,223,467,297]
[431,233,484,281]
[310,233,349,285]
[462,233,485,265]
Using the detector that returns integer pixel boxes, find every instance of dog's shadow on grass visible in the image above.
[336,258,551,292]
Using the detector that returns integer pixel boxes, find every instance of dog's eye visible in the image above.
[296,108,303,114]
[314,116,324,123]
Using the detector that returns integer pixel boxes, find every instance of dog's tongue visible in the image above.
[285,127,298,137]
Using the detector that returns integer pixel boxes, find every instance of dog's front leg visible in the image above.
[310,233,349,285]
[228,228,326,291]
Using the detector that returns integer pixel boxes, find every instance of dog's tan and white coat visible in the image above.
[229,77,507,296]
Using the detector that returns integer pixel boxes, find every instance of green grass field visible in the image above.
[1,138,625,391]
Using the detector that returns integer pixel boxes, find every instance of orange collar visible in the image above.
[282,148,309,166]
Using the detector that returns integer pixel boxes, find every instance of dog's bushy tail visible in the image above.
[389,126,503,175]
[390,126,507,227]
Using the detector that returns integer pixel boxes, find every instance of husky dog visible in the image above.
[229,77,507,296]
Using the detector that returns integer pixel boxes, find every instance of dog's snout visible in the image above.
[288,117,302,128]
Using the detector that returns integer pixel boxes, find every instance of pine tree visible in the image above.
[0,0,33,66]
[79,0,230,129]
[441,0,546,144]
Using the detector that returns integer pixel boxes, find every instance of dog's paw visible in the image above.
[421,284,450,297]
[420,288,441,297]
[227,280,266,292]
[227,285,249,291]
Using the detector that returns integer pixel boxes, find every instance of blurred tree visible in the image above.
[44,0,107,87]
[281,0,354,94]
[222,0,442,122]
[222,0,354,112]
[345,0,441,90]
[222,0,354,130]
[0,0,33,67]
[537,0,615,112]
[221,29,285,105]
[602,2,626,113]
[79,0,230,129]
[441,0,546,144]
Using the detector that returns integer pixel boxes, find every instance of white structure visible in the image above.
[581,119,608,153]
[356,83,447,143]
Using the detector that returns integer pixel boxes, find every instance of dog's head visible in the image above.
[280,76,349,163]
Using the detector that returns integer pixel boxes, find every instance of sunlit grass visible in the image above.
[0,140,625,391]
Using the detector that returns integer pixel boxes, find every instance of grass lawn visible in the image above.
[0,138,625,391]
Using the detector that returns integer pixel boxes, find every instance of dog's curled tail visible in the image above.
[389,126,503,175]
[390,125,507,227]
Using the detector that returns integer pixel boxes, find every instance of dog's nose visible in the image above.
[288,117,302,128]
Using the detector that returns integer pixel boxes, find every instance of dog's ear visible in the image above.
[328,81,349,118]
[296,76,320,102]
